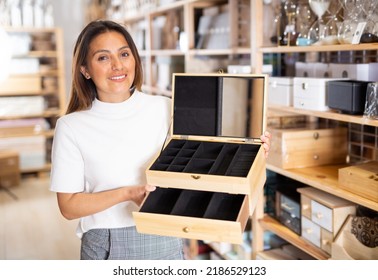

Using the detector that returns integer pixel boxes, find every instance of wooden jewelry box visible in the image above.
[133,73,268,244]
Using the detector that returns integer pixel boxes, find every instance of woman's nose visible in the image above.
[111,57,123,71]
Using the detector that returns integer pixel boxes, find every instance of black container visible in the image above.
[327,80,370,115]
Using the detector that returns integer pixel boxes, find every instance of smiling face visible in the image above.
[80,31,136,103]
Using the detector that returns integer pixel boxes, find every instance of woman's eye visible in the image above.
[121,52,129,58]
[97,55,108,61]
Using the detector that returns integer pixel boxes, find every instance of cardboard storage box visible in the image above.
[293,77,344,111]
[0,76,41,95]
[268,77,293,106]
[298,187,356,255]
[0,150,20,188]
[338,161,378,203]
[133,73,268,244]
[267,123,348,169]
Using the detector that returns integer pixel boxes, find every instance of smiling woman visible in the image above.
[0,27,12,82]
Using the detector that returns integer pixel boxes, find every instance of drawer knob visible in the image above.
[302,83,308,90]
[305,228,312,234]
[313,132,319,140]
[315,212,323,219]
[313,154,319,160]
[183,227,190,233]
[302,204,309,210]
[191,175,201,180]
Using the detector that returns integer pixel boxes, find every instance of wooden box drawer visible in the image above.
[146,139,266,214]
[0,172,20,188]
[338,161,378,203]
[267,124,348,169]
[311,200,333,232]
[301,216,333,254]
[134,187,249,244]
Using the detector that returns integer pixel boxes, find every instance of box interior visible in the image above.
[172,75,266,140]
[140,187,245,221]
[150,139,259,177]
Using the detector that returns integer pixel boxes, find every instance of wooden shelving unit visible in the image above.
[0,27,66,175]
[97,0,378,260]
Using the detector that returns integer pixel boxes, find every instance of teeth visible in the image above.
[110,75,125,80]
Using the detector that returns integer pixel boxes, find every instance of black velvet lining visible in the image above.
[150,139,259,177]
[173,76,222,136]
[140,187,245,221]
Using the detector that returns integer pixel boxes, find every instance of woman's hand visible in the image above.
[128,184,156,206]
[260,131,272,158]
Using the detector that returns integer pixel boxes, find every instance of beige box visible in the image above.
[299,187,356,255]
[0,150,20,188]
[338,161,378,203]
[267,124,348,169]
[133,73,268,244]
[0,76,41,95]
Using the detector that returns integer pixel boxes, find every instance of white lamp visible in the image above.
[0,27,12,83]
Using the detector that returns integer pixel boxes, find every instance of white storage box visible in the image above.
[0,136,46,170]
[295,62,330,78]
[0,96,45,117]
[268,77,294,106]
[10,58,40,74]
[293,77,342,111]
[329,63,378,81]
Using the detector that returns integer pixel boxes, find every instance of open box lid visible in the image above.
[171,73,268,143]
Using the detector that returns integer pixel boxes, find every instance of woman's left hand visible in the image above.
[260,131,272,158]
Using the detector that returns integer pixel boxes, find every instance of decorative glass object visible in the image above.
[308,0,331,44]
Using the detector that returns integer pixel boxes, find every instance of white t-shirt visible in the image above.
[50,91,171,237]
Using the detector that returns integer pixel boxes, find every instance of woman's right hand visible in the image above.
[128,184,156,206]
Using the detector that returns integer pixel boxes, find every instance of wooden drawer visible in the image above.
[133,187,249,244]
[0,172,20,188]
[267,124,348,169]
[146,139,266,214]
[301,216,333,254]
[299,187,356,243]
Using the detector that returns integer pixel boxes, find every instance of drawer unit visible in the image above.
[267,123,348,169]
[293,77,344,111]
[298,187,356,254]
[134,73,268,244]
[268,77,293,106]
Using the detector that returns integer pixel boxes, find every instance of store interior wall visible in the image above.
[51,0,85,100]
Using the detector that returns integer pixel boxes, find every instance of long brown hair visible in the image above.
[66,20,143,114]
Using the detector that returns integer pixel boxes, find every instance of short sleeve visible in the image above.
[50,118,85,193]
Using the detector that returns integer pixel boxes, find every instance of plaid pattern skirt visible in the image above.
[80,226,184,260]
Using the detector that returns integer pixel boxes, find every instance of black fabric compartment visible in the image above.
[193,142,224,159]
[177,149,196,158]
[209,144,239,175]
[225,144,259,177]
[171,190,213,217]
[150,163,169,171]
[140,187,182,214]
[161,148,180,157]
[184,158,215,174]
[204,193,245,221]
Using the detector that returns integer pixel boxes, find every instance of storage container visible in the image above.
[133,73,268,244]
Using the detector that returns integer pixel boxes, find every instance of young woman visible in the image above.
[50,20,271,260]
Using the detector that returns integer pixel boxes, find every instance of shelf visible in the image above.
[267,163,378,212]
[259,215,329,260]
[21,163,51,174]
[142,85,172,97]
[0,129,54,138]
[0,109,61,120]
[268,105,378,127]
[188,48,251,56]
[261,43,378,54]
[150,49,186,56]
